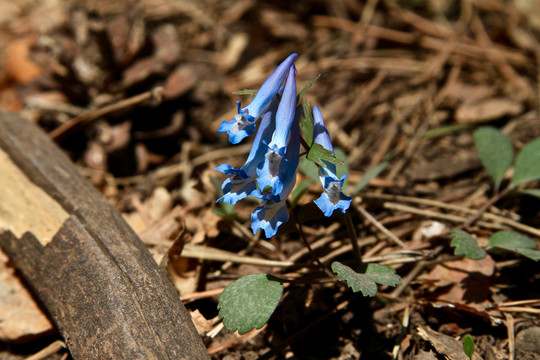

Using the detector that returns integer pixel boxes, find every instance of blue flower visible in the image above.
[251,106,302,238]
[256,64,297,196]
[311,106,352,216]
[215,98,278,204]
[218,52,299,144]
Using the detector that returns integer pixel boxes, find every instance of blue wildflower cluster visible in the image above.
[216,53,352,238]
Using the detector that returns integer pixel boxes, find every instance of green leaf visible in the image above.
[335,147,349,192]
[332,262,377,296]
[232,89,258,95]
[515,188,540,199]
[463,334,475,359]
[298,157,319,183]
[332,262,401,297]
[306,143,344,167]
[300,99,314,147]
[297,74,321,102]
[450,229,487,260]
[488,231,540,261]
[512,138,540,186]
[218,274,283,334]
[363,263,402,287]
[353,161,388,194]
[474,127,513,188]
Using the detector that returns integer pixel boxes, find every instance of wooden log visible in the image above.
[0,111,209,360]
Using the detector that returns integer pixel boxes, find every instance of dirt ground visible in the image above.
[1,0,540,359]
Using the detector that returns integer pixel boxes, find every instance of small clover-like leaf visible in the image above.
[363,263,402,287]
[512,138,540,186]
[450,229,487,260]
[300,99,314,147]
[488,231,540,261]
[463,334,475,359]
[232,89,258,95]
[474,127,513,188]
[218,274,283,334]
[306,143,344,167]
[332,262,401,297]
[354,161,388,194]
[332,262,377,296]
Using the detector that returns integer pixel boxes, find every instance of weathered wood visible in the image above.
[0,111,209,360]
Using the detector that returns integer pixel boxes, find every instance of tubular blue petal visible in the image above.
[251,107,302,238]
[218,53,298,143]
[256,66,298,196]
[217,177,257,205]
[311,107,352,216]
[314,192,352,217]
[250,200,290,238]
[313,106,334,152]
[215,99,279,204]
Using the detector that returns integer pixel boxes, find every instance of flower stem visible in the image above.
[344,211,362,268]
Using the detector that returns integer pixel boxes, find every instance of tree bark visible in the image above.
[0,111,209,360]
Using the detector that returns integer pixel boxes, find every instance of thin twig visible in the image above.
[50,87,164,141]
[353,198,408,249]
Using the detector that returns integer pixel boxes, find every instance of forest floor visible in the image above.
[1,0,540,359]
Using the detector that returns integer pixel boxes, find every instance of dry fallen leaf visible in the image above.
[0,249,53,342]
[418,325,482,360]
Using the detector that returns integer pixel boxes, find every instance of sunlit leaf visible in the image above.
[306,143,343,167]
[512,138,540,186]
[450,229,487,260]
[488,231,540,261]
[300,99,314,147]
[474,127,513,188]
[463,334,475,359]
[218,274,283,334]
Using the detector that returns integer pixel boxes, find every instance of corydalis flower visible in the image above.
[218,52,298,144]
[312,106,352,216]
[251,106,302,238]
[215,98,278,204]
[256,64,297,196]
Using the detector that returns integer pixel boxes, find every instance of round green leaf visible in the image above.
[474,127,513,187]
[450,229,487,260]
[463,334,475,358]
[512,138,540,186]
[488,231,537,250]
[218,274,283,334]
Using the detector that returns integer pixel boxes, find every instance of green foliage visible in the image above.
[300,99,315,147]
[450,229,487,260]
[232,89,258,95]
[306,143,344,168]
[511,138,540,186]
[488,231,540,261]
[463,334,475,359]
[298,156,319,182]
[331,261,401,297]
[218,274,284,334]
[297,74,320,103]
[474,126,513,188]
[354,161,389,194]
